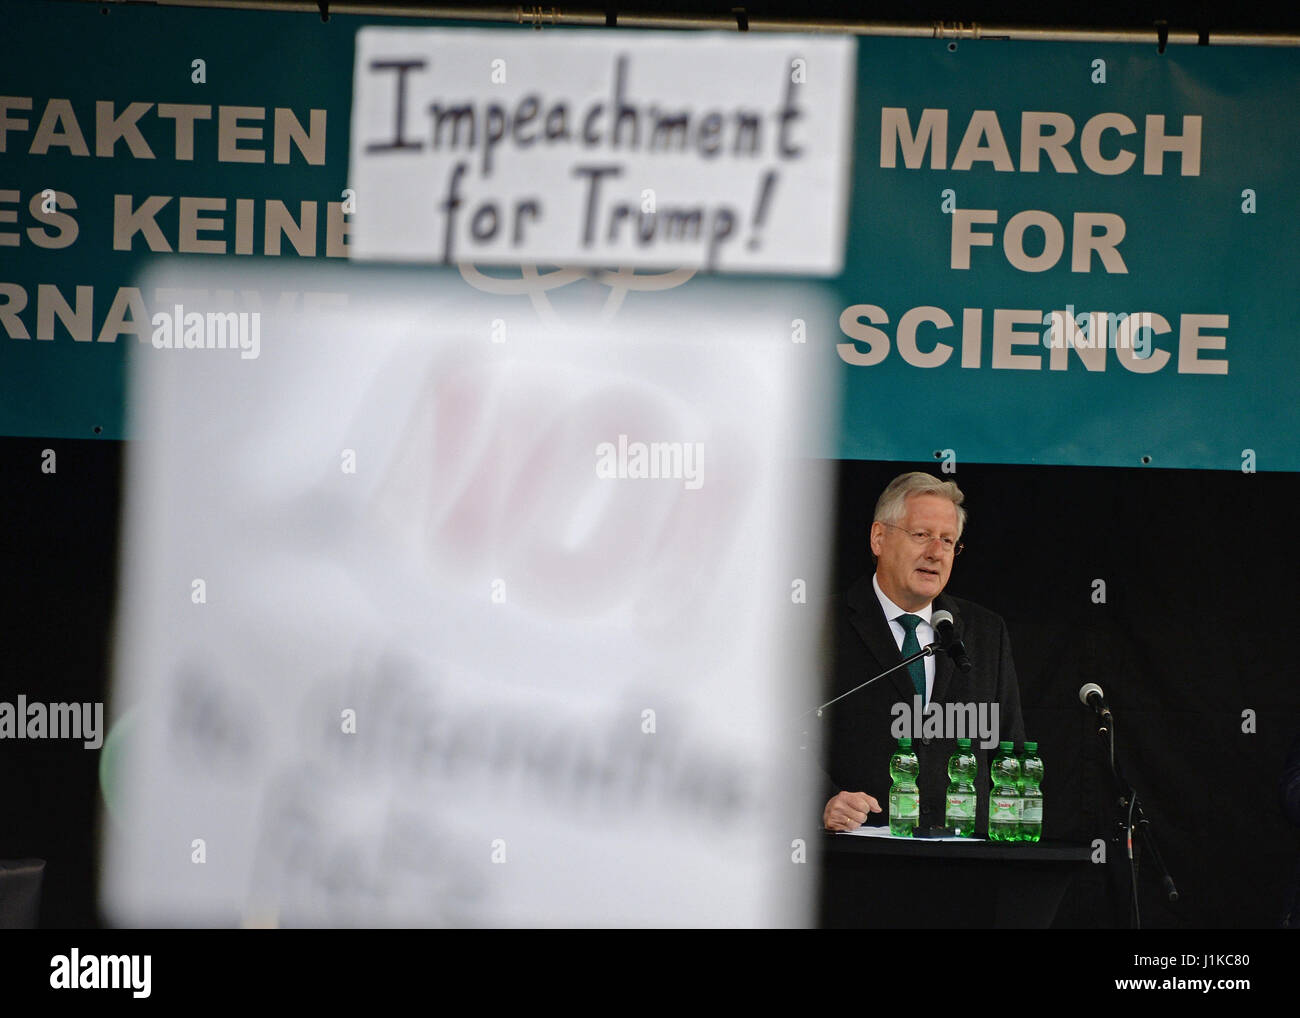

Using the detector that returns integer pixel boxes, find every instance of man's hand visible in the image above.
[823,790,882,831]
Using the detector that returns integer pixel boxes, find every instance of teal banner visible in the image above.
[2,3,1298,470]
[835,37,1300,472]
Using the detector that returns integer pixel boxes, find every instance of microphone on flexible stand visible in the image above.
[931,609,972,672]
[1076,679,1179,915]
[1078,682,1113,734]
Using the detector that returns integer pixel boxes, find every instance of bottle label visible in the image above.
[945,794,975,829]
[890,792,918,818]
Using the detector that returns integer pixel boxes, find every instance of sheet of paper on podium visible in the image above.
[842,827,979,842]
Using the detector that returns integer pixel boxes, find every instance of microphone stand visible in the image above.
[1088,707,1179,927]
[800,641,941,721]
[799,642,949,833]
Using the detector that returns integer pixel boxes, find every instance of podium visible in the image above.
[0,859,45,929]
[819,832,1091,928]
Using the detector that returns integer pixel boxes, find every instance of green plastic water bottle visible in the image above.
[888,737,920,837]
[988,740,1021,842]
[944,737,978,837]
[1019,741,1044,843]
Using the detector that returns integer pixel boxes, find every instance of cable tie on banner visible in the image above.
[317,0,328,23]
[933,22,984,48]
[732,7,749,32]
[1155,19,1169,54]
[520,6,558,30]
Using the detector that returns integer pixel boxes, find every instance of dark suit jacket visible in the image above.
[822,573,1026,834]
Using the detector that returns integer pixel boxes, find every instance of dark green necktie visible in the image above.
[897,613,926,705]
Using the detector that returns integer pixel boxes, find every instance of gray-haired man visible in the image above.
[822,472,1026,834]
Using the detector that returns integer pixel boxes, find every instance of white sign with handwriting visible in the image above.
[348,29,855,274]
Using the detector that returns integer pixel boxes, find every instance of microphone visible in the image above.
[930,610,973,672]
[1079,682,1113,722]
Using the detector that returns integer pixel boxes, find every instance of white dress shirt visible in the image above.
[872,573,935,704]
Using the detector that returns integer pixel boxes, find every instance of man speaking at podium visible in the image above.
[822,472,1025,834]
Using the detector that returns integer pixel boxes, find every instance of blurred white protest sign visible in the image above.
[103,263,834,926]
[348,29,855,274]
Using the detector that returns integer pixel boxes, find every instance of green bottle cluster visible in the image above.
[944,737,978,837]
[985,740,1046,841]
[888,737,920,836]
[891,737,1044,841]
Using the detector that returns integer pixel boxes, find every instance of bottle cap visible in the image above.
[898,737,912,747]
[1025,741,1038,752]
[999,740,1013,751]
[957,737,972,748]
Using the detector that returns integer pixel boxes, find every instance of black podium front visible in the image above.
[0,859,45,929]
[819,833,1092,928]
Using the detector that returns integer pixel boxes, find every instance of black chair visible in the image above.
[0,859,46,929]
